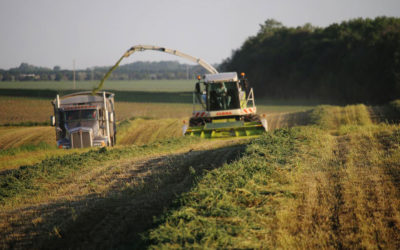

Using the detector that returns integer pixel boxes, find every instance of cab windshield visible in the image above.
[208,81,240,111]
[65,109,97,121]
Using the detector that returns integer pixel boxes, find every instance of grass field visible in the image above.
[0,95,312,125]
[0,80,195,92]
[146,105,400,249]
[0,137,246,249]
[0,89,313,172]
[0,102,399,248]
[0,117,187,171]
[1,81,399,248]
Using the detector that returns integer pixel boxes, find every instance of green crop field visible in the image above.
[0,86,315,126]
[0,80,195,92]
[147,115,400,249]
[1,80,400,249]
[0,102,399,249]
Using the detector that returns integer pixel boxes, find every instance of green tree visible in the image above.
[221,17,400,104]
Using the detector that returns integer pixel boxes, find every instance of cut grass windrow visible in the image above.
[310,104,372,129]
[0,118,183,171]
[0,138,246,249]
[0,136,200,207]
[146,124,400,249]
[146,128,302,249]
[1,101,399,249]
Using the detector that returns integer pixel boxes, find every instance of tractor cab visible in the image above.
[208,80,240,111]
[194,72,250,112]
[185,72,267,138]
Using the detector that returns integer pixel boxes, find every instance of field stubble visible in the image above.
[0,94,312,171]
[272,124,400,249]
[1,89,400,248]
[0,137,247,249]
[145,104,400,249]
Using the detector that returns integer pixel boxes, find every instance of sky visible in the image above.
[0,0,399,70]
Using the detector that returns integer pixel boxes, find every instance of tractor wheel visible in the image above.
[189,117,206,127]
[243,114,261,122]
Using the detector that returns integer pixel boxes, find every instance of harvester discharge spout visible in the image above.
[93,44,218,94]
[91,44,267,139]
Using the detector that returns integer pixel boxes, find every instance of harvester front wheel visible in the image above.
[189,117,209,127]
[243,114,261,122]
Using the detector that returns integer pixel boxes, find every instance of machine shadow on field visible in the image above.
[0,143,246,249]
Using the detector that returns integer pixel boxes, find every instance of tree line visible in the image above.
[220,17,400,104]
[0,61,209,82]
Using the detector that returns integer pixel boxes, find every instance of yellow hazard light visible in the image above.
[197,75,201,80]
[241,72,245,77]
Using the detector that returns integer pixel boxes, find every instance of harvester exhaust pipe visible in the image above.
[56,94,60,108]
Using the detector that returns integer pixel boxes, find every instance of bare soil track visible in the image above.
[0,140,245,249]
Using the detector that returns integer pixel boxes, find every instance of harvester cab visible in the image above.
[184,72,268,138]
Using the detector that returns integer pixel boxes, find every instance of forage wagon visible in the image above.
[51,91,116,148]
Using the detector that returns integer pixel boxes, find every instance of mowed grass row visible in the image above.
[117,118,183,145]
[0,92,314,170]
[0,93,195,171]
[0,136,201,208]
[0,103,399,248]
[1,101,398,171]
[0,137,247,249]
[0,140,249,249]
[0,105,314,172]
[0,136,202,249]
[145,108,400,249]
[0,117,186,171]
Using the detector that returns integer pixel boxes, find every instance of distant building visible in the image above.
[19,74,40,80]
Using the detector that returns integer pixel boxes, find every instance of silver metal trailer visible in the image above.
[51,91,116,149]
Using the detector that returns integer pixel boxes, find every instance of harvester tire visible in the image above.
[244,114,261,122]
[189,117,208,127]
